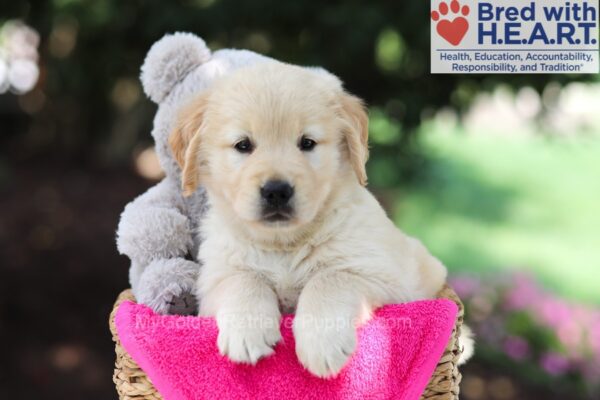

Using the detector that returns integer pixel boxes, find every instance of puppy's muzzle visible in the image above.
[260,180,294,222]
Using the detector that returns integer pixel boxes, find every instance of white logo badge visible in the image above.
[431,0,599,73]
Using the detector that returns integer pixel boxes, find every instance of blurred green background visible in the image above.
[0,1,598,399]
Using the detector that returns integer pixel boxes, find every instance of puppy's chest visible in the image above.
[249,251,312,313]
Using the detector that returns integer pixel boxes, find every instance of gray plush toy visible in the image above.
[116,33,274,314]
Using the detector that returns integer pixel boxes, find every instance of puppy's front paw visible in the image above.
[293,315,356,378]
[217,313,282,364]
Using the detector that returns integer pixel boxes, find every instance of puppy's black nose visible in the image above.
[260,180,294,208]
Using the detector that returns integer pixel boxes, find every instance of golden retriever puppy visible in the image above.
[169,62,449,378]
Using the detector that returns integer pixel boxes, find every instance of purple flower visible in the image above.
[535,295,572,331]
[476,315,506,345]
[557,321,583,354]
[448,275,481,299]
[540,352,571,376]
[453,271,600,387]
[503,274,541,311]
[503,336,530,361]
[590,318,600,359]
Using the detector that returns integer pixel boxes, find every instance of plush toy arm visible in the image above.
[117,177,193,267]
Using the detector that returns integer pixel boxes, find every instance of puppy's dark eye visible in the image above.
[234,138,253,153]
[299,136,317,151]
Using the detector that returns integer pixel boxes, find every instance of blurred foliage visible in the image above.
[0,0,594,184]
[394,128,600,304]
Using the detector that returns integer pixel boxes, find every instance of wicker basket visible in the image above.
[109,285,464,400]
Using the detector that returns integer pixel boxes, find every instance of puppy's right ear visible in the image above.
[169,94,209,196]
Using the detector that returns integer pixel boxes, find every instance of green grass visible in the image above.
[392,126,600,304]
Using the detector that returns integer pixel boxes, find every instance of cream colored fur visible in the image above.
[171,62,450,378]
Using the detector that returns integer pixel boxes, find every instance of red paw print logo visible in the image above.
[431,0,470,46]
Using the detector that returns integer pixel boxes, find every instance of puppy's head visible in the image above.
[170,62,368,231]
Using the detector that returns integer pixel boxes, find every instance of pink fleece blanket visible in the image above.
[115,298,457,400]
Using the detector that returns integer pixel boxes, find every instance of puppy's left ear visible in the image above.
[339,93,369,186]
[169,94,209,196]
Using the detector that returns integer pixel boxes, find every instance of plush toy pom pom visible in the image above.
[141,32,211,103]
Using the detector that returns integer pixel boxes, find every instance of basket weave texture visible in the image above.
[109,285,464,400]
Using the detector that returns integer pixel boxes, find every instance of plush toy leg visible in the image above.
[134,258,200,315]
[168,291,198,315]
